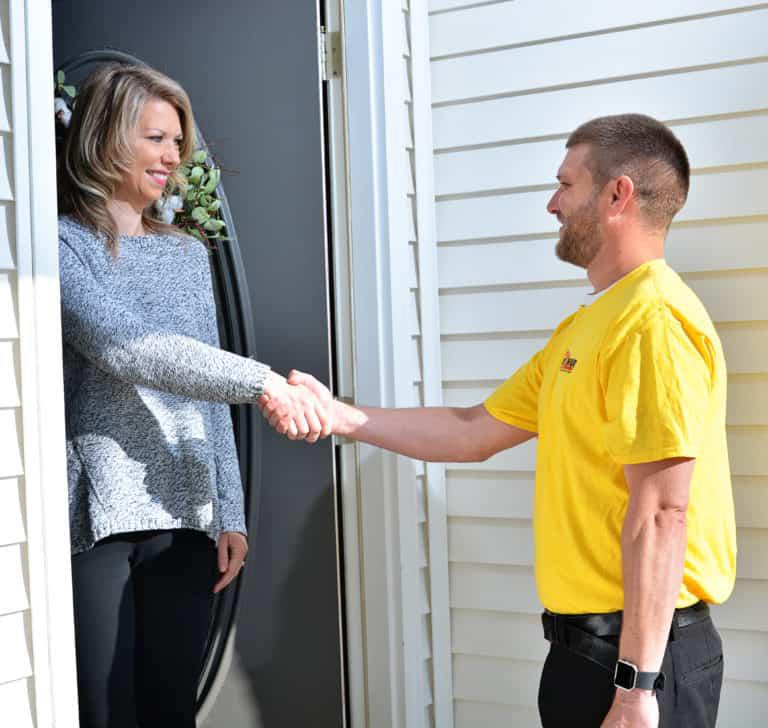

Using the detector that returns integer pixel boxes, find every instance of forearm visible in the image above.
[99,332,270,403]
[619,504,687,672]
[334,401,494,462]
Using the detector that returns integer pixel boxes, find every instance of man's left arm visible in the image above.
[601,456,695,726]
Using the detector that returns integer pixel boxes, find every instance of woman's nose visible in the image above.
[163,143,180,167]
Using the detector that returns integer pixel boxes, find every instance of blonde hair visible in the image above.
[58,63,197,253]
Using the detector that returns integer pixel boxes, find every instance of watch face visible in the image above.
[614,660,637,690]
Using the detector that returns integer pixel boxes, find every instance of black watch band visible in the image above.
[614,659,665,691]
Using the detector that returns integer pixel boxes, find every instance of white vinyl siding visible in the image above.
[0,0,77,725]
[423,1,768,725]
[0,0,35,720]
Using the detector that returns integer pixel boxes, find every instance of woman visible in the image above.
[58,63,327,727]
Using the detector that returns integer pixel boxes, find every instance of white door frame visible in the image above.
[11,0,79,725]
[327,0,453,726]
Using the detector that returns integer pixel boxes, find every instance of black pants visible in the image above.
[538,612,724,727]
[71,529,217,728]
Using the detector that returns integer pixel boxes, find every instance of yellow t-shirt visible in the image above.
[484,259,736,613]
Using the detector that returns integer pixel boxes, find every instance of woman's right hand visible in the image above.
[259,371,332,442]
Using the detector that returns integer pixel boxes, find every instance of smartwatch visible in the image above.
[614,659,664,692]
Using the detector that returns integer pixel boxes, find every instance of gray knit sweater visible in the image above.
[59,215,270,554]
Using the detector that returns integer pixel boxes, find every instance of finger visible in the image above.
[305,408,322,442]
[294,413,311,439]
[213,563,237,594]
[287,369,305,385]
[217,535,229,574]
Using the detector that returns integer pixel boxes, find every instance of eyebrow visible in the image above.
[145,128,183,138]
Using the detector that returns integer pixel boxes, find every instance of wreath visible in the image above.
[54,70,228,247]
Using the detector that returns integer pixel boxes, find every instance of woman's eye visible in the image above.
[148,136,163,142]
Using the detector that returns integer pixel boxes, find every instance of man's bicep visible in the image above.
[466,404,537,459]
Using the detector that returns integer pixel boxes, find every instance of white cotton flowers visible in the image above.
[154,194,184,224]
[54,97,72,127]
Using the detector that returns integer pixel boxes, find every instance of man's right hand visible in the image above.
[258,371,332,443]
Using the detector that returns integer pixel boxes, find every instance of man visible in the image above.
[265,114,737,728]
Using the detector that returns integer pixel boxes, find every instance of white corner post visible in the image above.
[11,0,79,724]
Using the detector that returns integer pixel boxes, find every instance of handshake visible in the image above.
[257,369,338,443]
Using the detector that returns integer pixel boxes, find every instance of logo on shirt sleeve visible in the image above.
[560,350,578,373]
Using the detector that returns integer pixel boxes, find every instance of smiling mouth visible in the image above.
[147,171,169,186]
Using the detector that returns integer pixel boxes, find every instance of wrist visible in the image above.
[333,400,366,437]
[263,370,285,398]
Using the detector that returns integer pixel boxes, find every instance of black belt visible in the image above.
[542,601,709,677]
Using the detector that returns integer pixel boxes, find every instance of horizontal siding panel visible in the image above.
[439,222,768,290]
[0,68,10,133]
[733,477,768,528]
[0,133,12,201]
[0,339,19,406]
[439,272,768,336]
[713,579,768,632]
[450,437,538,472]
[720,679,768,727]
[447,475,763,526]
[441,335,547,381]
[441,327,768,381]
[0,611,32,685]
[720,629,768,683]
[454,700,540,728]
[0,409,22,478]
[719,325,768,375]
[732,529,768,580]
[408,242,419,288]
[0,270,18,337]
[0,477,25,546]
[436,114,768,197]
[728,379,768,426]
[452,609,546,662]
[728,428,768,475]
[447,472,535,519]
[449,517,533,565]
[431,10,768,104]
[410,336,422,382]
[0,543,28,615]
[433,61,768,150]
[0,200,14,268]
[436,168,768,243]
[430,1,761,58]
[0,679,34,728]
[450,563,541,614]
[439,286,588,335]
[453,653,541,706]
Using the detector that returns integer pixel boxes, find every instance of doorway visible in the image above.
[51,1,346,725]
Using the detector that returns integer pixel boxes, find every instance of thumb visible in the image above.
[217,535,229,573]
[287,369,306,385]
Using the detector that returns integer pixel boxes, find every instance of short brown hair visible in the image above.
[58,63,197,252]
[566,114,690,230]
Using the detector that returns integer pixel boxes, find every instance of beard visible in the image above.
[555,199,602,269]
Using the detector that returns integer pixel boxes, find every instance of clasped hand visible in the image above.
[258,370,334,442]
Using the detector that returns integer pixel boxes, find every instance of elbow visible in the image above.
[654,504,688,530]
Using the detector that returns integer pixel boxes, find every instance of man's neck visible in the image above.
[106,197,146,237]
[587,234,665,293]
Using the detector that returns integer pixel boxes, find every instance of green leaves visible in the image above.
[172,146,228,246]
[56,69,65,84]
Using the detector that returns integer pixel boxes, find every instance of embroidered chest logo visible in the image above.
[560,350,578,373]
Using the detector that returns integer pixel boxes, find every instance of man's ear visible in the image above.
[608,175,635,216]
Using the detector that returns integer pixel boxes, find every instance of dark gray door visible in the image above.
[52,2,344,726]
